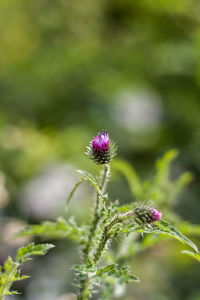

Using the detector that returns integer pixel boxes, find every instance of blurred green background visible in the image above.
[0,0,200,299]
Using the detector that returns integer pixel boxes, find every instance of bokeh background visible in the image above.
[0,0,200,299]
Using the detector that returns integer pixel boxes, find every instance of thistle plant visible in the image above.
[17,130,200,299]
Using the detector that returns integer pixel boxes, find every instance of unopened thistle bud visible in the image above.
[86,130,117,165]
[134,207,162,225]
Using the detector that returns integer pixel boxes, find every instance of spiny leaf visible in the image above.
[19,275,30,280]
[3,257,17,275]
[65,179,83,211]
[0,257,21,298]
[97,264,139,284]
[154,149,178,186]
[8,291,20,295]
[122,220,198,253]
[77,170,107,200]
[167,172,193,204]
[16,218,83,242]
[16,243,55,263]
[0,243,54,299]
[159,220,198,252]
[111,160,143,199]
[181,250,200,262]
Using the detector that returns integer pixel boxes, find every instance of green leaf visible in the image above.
[19,275,30,280]
[9,291,20,295]
[111,160,143,199]
[3,257,17,275]
[16,218,83,242]
[0,257,20,298]
[154,149,178,186]
[178,222,200,236]
[0,243,54,299]
[65,179,83,211]
[97,264,139,284]
[159,220,198,252]
[181,250,200,262]
[77,170,107,200]
[167,172,193,204]
[122,220,198,253]
[16,243,54,263]
[141,150,192,206]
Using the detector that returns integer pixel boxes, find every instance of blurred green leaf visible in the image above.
[17,217,84,242]
[181,250,200,262]
[154,149,178,186]
[112,160,143,199]
[167,172,193,204]
[143,150,192,206]
[178,222,200,236]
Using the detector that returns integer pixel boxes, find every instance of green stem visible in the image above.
[94,164,110,216]
[93,212,134,264]
[78,278,90,300]
[79,165,110,299]
[100,164,110,194]
[83,164,110,260]
[78,211,132,299]
[93,216,122,264]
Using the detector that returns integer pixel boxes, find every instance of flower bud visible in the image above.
[86,130,117,165]
[134,207,162,225]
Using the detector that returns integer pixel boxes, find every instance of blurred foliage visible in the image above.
[0,0,200,299]
[182,250,200,263]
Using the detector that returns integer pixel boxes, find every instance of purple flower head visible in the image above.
[134,206,162,225]
[92,130,110,153]
[86,130,117,165]
[151,208,162,222]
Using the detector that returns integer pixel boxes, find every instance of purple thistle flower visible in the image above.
[134,206,162,225]
[86,130,117,165]
[151,208,162,222]
[92,130,110,153]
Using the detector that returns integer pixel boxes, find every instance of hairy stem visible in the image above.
[78,209,132,299]
[83,164,110,260]
[78,218,122,300]
[78,278,90,300]
[95,164,110,215]
[79,165,110,299]
[93,216,123,264]
[93,212,134,264]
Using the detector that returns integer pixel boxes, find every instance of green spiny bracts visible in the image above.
[86,130,117,165]
[134,206,162,225]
